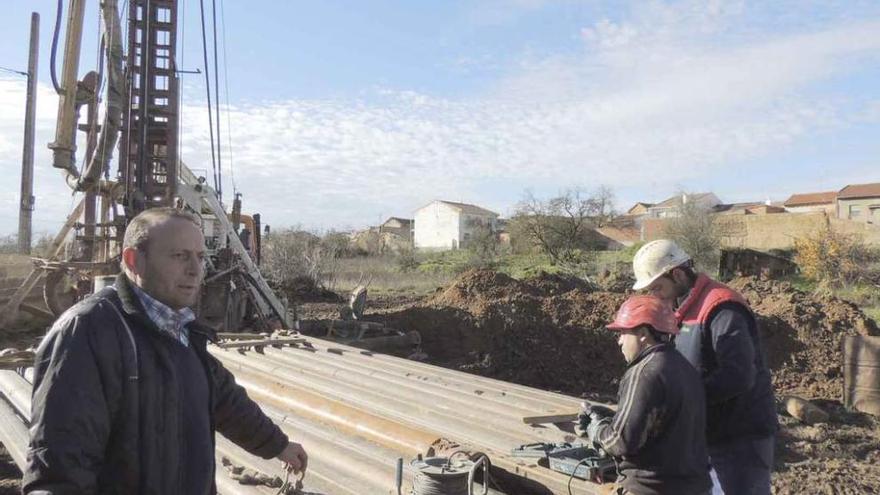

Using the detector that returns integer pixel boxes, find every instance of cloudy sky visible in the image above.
[1,0,879,235]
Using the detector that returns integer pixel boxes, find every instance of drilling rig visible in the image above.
[1,0,287,332]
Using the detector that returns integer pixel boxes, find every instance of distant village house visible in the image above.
[379,217,413,242]
[414,200,499,250]
[783,191,837,214]
[837,183,880,224]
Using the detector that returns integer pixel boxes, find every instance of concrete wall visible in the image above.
[642,212,880,250]
[838,197,880,225]
[414,201,460,250]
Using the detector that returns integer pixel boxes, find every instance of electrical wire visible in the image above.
[198,0,219,196]
[219,0,236,194]
[50,0,63,93]
[211,0,222,201]
[0,66,28,77]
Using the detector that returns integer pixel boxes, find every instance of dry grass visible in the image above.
[331,256,454,295]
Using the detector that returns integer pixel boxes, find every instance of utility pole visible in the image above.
[18,12,39,254]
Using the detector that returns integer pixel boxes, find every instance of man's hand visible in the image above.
[276,442,308,474]
[586,417,610,448]
[586,404,615,421]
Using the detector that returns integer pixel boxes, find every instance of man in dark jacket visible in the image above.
[632,240,777,495]
[581,295,712,495]
[23,207,308,494]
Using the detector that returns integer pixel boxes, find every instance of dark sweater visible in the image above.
[172,342,214,495]
[594,344,712,495]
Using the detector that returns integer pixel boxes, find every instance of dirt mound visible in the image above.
[728,277,880,400]
[273,276,343,303]
[773,401,880,494]
[523,271,595,296]
[377,269,625,397]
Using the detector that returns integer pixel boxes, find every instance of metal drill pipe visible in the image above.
[218,361,441,456]
[0,370,403,495]
[299,336,584,410]
[225,361,602,495]
[0,371,31,418]
[0,396,28,469]
[215,351,567,455]
[231,348,575,447]
[258,345,575,423]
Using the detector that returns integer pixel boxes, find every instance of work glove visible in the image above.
[575,410,591,438]
[586,417,611,448]
[586,404,615,421]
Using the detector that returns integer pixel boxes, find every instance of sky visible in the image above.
[1,0,879,236]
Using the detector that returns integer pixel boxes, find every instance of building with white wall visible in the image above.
[413,200,499,250]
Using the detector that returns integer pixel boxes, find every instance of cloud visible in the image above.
[1,1,879,236]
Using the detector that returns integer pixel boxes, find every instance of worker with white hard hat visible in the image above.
[631,240,777,495]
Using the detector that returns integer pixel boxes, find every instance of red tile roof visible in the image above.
[838,183,880,200]
[784,191,837,207]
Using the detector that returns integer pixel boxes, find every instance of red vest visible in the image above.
[675,274,749,327]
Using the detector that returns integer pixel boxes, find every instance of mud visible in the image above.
[773,400,880,494]
[728,277,880,400]
[372,269,627,398]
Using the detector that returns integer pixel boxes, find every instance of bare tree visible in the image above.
[663,193,720,272]
[510,186,616,263]
[261,228,342,295]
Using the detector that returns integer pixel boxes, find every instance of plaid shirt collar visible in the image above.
[130,284,196,347]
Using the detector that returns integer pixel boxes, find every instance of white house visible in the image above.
[414,200,499,250]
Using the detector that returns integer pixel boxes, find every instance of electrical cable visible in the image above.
[219,0,236,194]
[198,0,219,196]
[50,0,63,93]
[211,0,222,201]
[0,66,28,77]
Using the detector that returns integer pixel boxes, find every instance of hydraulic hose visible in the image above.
[50,0,63,94]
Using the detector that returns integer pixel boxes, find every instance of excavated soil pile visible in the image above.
[375,269,626,397]
[773,401,880,494]
[728,277,880,400]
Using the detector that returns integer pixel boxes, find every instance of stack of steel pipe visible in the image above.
[0,334,609,495]
[211,336,608,495]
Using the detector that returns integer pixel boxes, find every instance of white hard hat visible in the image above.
[632,239,692,291]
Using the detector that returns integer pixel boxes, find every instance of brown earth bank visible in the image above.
[318,268,880,494]
[3,268,879,493]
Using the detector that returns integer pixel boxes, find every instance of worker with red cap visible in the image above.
[579,295,712,495]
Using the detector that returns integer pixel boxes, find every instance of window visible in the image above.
[849,205,863,219]
[156,30,170,47]
[157,7,171,23]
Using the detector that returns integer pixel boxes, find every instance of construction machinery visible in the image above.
[0,2,621,493]
[0,0,286,333]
